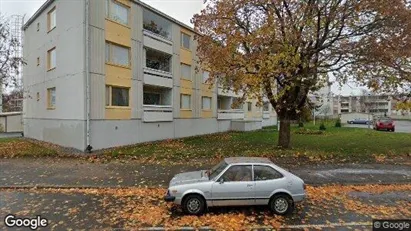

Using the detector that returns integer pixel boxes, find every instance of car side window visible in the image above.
[254,165,283,181]
[220,165,252,182]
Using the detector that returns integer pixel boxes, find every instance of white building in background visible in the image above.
[22,0,277,151]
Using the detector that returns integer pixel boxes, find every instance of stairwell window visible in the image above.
[47,7,56,32]
[47,87,56,109]
[180,94,191,109]
[106,86,129,107]
[106,0,129,26]
[106,42,130,67]
[47,47,56,70]
[247,102,252,112]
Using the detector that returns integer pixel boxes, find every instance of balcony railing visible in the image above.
[143,67,173,88]
[217,109,245,120]
[143,29,172,45]
[143,105,173,122]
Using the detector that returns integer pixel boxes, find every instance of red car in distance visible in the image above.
[373,118,395,132]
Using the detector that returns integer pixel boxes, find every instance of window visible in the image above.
[106,86,129,107]
[37,57,40,66]
[47,7,56,31]
[208,160,228,180]
[247,102,252,112]
[202,97,212,110]
[37,22,40,32]
[180,94,191,109]
[106,42,130,67]
[231,98,243,109]
[181,32,190,49]
[220,165,252,182]
[181,63,191,80]
[144,92,161,105]
[106,0,129,25]
[263,102,270,111]
[203,71,210,84]
[47,87,56,108]
[47,47,56,70]
[254,165,283,181]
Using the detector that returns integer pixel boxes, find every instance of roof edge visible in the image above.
[22,0,197,34]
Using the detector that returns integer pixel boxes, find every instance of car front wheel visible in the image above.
[269,194,294,215]
[182,194,205,215]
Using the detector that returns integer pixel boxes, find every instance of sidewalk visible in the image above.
[1,158,410,188]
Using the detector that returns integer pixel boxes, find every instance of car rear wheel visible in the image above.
[269,194,294,215]
[182,194,205,215]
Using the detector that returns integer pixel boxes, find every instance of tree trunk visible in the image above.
[278,119,291,148]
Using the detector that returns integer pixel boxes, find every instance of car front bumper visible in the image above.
[164,195,175,202]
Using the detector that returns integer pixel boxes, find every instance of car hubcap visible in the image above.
[274,198,288,213]
[187,198,201,213]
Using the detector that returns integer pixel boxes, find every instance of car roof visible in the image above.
[224,157,273,164]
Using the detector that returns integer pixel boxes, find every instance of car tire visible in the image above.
[182,194,206,215]
[392,129,395,132]
[269,194,294,215]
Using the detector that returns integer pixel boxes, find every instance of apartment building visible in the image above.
[333,95,392,116]
[22,0,277,151]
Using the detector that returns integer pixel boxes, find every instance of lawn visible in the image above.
[105,123,411,163]
[0,138,58,158]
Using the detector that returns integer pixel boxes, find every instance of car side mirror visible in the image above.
[219,178,224,184]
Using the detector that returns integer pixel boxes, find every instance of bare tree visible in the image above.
[0,14,25,88]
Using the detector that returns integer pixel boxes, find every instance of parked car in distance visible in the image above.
[373,117,395,132]
[164,157,306,215]
[347,118,371,125]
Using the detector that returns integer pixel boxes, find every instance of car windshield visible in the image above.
[208,160,228,180]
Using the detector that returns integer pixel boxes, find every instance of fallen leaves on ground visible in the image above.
[2,184,410,230]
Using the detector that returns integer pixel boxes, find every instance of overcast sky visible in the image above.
[0,0,365,96]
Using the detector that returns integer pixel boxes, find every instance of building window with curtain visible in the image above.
[106,86,129,107]
[106,0,129,25]
[106,42,130,67]
[180,94,191,109]
[202,97,212,110]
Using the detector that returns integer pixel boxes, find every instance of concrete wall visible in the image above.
[90,118,226,150]
[23,0,86,149]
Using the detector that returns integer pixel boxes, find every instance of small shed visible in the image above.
[0,112,23,133]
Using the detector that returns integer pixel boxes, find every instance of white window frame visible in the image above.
[181,32,190,49]
[106,0,129,26]
[106,85,130,107]
[180,94,191,110]
[47,47,56,70]
[47,7,56,32]
[47,87,56,109]
[106,42,130,67]
[202,71,210,84]
[202,96,212,110]
[181,63,191,80]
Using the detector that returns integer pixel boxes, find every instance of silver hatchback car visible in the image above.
[164,157,306,215]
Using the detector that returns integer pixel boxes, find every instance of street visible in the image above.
[345,120,411,133]
[0,185,410,230]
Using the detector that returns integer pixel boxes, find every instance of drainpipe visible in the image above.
[85,0,92,153]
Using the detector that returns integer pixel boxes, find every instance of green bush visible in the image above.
[335,119,342,128]
[298,122,304,128]
[319,123,326,130]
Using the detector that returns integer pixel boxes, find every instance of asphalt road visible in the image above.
[0,186,409,230]
[345,120,411,133]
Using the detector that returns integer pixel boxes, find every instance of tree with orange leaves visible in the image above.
[193,0,411,148]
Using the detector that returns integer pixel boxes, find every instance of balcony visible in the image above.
[144,48,173,88]
[217,109,245,120]
[143,9,172,54]
[218,87,241,97]
[143,105,173,122]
